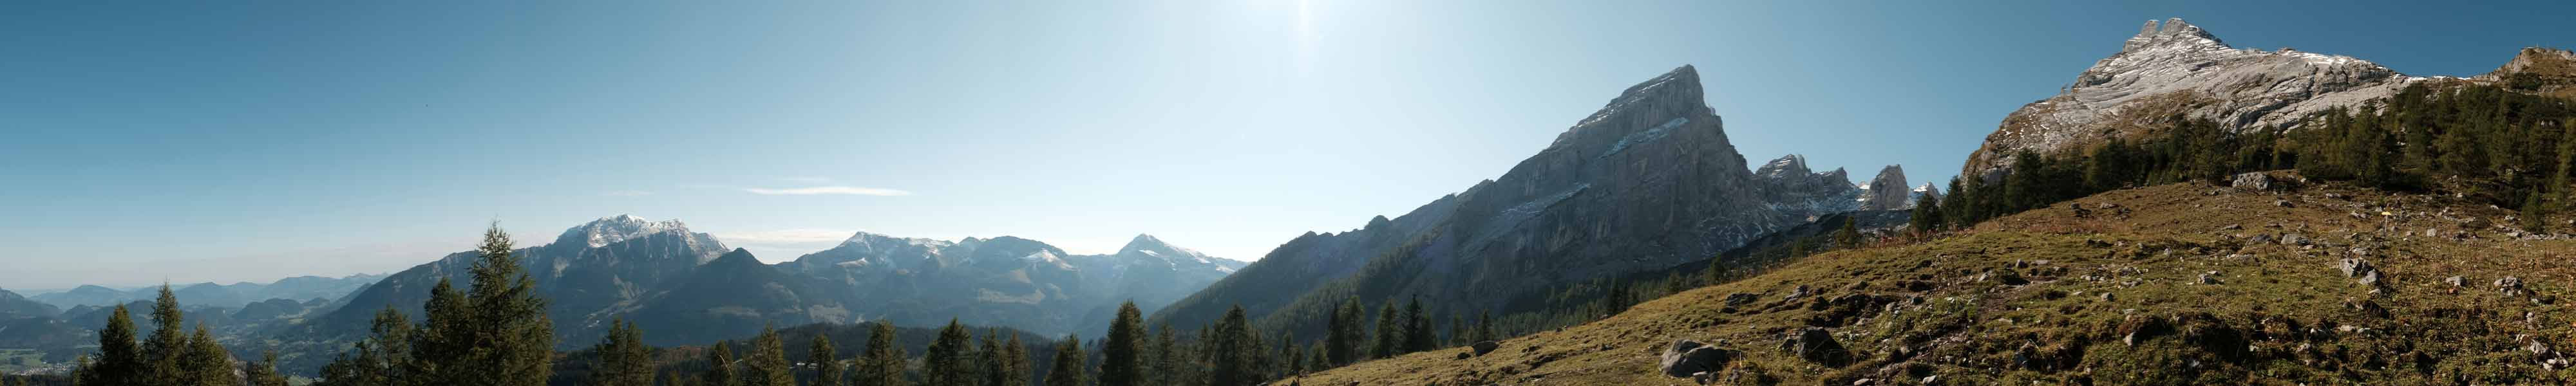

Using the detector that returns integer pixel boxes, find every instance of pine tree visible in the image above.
[82,305,142,385]
[245,351,290,386]
[142,284,189,385]
[1000,333,1032,386]
[976,330,1005,386]
[1207,306,1261,386]
[1401,298,1434,353]
[1274,332,1297,378]
[1445,313,1465,347]
[461,223,558,385]
[593,318,656,386]
[1043,334,1086,386]
[1471,310,1494,344]
[1149,325,1178,386]
[1908,193,1944,234]
[925,318,976,386]
[856,321,908,386]
[1833,216,1861,248]
[1368,300,1399,359]
[705,342,739,386]
[184,324,241,386]
[812,332,843,386]
[748,326,793,386]
[1323,297,1360,365]
[1099,302,1146,386]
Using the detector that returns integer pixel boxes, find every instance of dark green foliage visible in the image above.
[183,325,239,386]
[999,333,1032,386]
[923,319,975,386]
[1908,192,1944,234]
[1833,217,1861,248]
[1099,302,1146,386]
[1400,298,1435,354]
[591,318,655,386]
[703,342,737,386]
[1043,334,1085,386]
[1323,297,1361,366]
[314,306,412,386]
[315,223,558,386]
[974,331,1004,386]
[811,332,841,386]
[855,321,908,386]
[748,326,792,386]
[1368,300,1399,359]
[142,285,187,385]
[246,351,290,386]
[1206,306,1262,386]
[77,305,140,385]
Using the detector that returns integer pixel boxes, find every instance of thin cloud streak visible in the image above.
[741,186,913,196]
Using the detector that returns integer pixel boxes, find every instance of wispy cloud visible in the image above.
[742,186,912,196]
[602,190,654,197]
[779,176,834,183]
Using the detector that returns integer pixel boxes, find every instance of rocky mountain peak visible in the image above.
[1857,165,1911,210]
[2123,18,2224,53]
[1754,154,1813,180]
[558,214,692,248]
[1553,65,1711,151]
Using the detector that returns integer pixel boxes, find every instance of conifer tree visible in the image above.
[245,351,290,386]
[184,324,240,386]
[1000,333,1032,386]
[593,318,656,386]
[82,305,142,385]
[812,333,842,386]
[925,319,976,386]
[1909,193,1944,234]
[1471,310,1494,344]
[1445,313,1465,347]
[748,326,793,386]
[460,223,557,385]
[1043,335,1086,386]
[1401,299,1434,353]
[705,342,739,386]
[856,321,909,386]
[1149,325,1178,386]
[1323,297,1360,365]
[976,330,1005,386]
[1368,300,1399,359]
[1833,217,1861,248]
[1098,302,1146,386]
[1206,306,1262,386]
[142,284,189,385]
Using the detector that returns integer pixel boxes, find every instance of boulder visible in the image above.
[1471,340,1500,356]
[2233,172,2274,190]
[1779,327,1851,365]
[1658,339,1736,378]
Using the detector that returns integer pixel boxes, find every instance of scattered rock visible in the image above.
[1657,339,1736,378]
[2498,277,2526,297]
[2281,234,2310,246]
[2275,199,2295,208]
[2446,276,2467,287]
[2233,172,2275,190]
[1724,293,1759,308]
[1454,352,1472,360]
[1779,327,1851,366]
[2198,271,2222,285]
[1472,340,1501,356]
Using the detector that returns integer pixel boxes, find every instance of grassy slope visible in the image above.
[1280,176,2576,385]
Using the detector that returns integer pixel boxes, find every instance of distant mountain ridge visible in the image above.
[26,273,384,310]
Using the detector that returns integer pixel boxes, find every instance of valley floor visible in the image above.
[1278,175,2576,385]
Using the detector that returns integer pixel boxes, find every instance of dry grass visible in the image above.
[1279,176,2576,385]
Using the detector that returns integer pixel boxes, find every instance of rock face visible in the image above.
[1910,182,1943,207]
[1857,165,1911,210]
[2478,47,2576,98]
[1152,66,1886,335]
[1659,339,1736,378]
[1962,18,2423,181]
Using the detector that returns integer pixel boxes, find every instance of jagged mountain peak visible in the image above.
[2123,18,2223,53]
[1755,154,1812,179]
[1557,64,1710,149]
[2488,46,2576,77]
[558,214,693,248]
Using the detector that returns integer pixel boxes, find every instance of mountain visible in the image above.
[621,248,850,345]
[1151,65,1895,336]
[28,273,384,309]
[1855,165,1912,210]
[2480,47,2576,98]
[284,215,728,347]
[1961,18,2425,181]
[777,231,1242,337]
[0,290,61,320]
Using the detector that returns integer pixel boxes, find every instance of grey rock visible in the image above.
[1780,327,1850,365]
[2447,276,2467,287]
[2233,172,2274,190]
[1472,340,1501,356]
[1658,339,1736,378]
[1962,18,2420,181]
[1857,165,1913,211]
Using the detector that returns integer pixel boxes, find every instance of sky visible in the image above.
[4,1,2571,290]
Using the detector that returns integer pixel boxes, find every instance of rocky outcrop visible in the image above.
[2480,47,2576,98]
[1659,339,1737,378]
[1911,182,1942,206]
[1857,165,1911,210]
[1155,66,1878,336]
[1962,18,2425,181]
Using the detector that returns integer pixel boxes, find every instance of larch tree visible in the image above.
[1043,334,1086,386]
[811,333,842,386]
[591,318,656,386]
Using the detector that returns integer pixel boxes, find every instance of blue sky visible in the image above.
[4,1,2570,290]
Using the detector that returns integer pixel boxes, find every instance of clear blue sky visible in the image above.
[5,1,2570,290]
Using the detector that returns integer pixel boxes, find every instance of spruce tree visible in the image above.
[1043,334,1086,386]
[1471,310,1494,344]
[749,326,793,386]
[1149,325,1178,386]
[1833,216,1861,248]
[856,321,908,386]
[1445,313,1465,347]
[1368,300,1399,359]
[925,318,976,386]
[592,318,656,386]
[1000,333,1032,386]
[246,351,290,386]
[142,284,189,385]
[976,330,1005,386]
[1401,299,1434,353]
[1099,302,1146,386]
[812,333,843,386]
[1322,297,1359,365]
[462,223,557,385]
[1909,193,1944,234]
[183,324,240,386]
[1208,306,1261,386]
[705,342,738,386]
[84,305,142,385]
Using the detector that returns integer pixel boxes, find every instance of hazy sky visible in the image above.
[5,1,2571,290]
